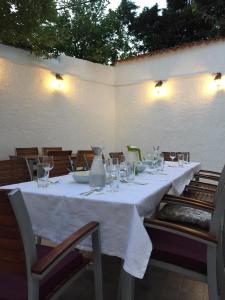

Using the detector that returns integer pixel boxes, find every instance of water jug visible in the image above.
[89,147,106,188]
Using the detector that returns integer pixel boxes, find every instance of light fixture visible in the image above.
[155,80,163,88]
[213,72,223,89]
[154,80,165,96]
[51,73,64,89]
[214,72,222,81]
[55,73,63,81]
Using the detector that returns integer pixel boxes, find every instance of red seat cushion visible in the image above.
[0,245,88,300]
[147,227,207,274]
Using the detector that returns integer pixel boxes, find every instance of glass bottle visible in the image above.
[89,147,106,188]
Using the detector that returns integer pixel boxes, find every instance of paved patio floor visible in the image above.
[58,255,208,300]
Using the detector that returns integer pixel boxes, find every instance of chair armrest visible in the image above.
[185,185,216,194]
[144,218,217,245]
[198,170,221,176]
[162,195,214,211]
[32,221,99,278]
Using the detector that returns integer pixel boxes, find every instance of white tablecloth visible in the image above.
[3,162,200,279]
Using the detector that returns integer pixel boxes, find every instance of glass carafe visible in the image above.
[89,147,106,188]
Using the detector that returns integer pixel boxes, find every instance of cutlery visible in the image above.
[80,188,102,196]
[49,179,59,184]
[120,179,148,185]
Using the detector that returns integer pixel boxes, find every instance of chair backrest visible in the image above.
[210,181,225,237]
[0,189,36,276]
[0,159,31,186]
[162,152,190,162]
[15,147,39,157]
[109,152,124,163]
[47,151,73,177]
[76,150,93,170]
[42,147,62,155]
[83,153,95,170]
[213,164,225,204]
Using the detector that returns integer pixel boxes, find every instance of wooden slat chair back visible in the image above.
[75,150,93,170]
[109,152,124,163]
[0,189,103,300]
[184,164,225,206]
[0,159,31,186]
[47,150,73,177]
[42,147,62,156]
[15,148,39,157]
[162,151,190,162]
[0,189,27,275]
[83,153,94,170]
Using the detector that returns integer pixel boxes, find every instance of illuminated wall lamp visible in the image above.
[214,72,222,88]
[51,73,64,89]
[155,80,164,95]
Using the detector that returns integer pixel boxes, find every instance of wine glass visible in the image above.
[39,156,54,179]
[170,152,176,163]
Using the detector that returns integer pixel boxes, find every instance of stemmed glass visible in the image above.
[170,152,176,163]
[41,156,54,177]
[37,156,54,187]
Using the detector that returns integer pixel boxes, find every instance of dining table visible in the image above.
[2,161,200,300]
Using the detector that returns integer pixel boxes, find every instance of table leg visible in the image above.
[118,267,135,300]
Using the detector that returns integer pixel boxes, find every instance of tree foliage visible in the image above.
[0,0,225,64]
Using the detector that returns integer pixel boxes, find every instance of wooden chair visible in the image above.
[83,153,94,170]
[144,179,225,300]
[0,189,103,300]
[182,164,225,206]
[42,147,62,155]
[15,147,39,157]
[47,150,73,177]
[162,152,190,162]
[109,152,124,163]
[0,159,31,186]
[75,150,94,171]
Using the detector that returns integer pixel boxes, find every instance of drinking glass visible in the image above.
[108,158,120,192]
[183,153,189,164]
[119,156,128,181]
[37,156,54,187]
[178,153,184,167]
[157,153,165,171]
[127,161,136,182]
[170,152,176,163]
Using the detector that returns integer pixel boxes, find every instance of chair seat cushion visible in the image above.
[0,245,88,300]
[157,203,211,230]
[147,227,207,274]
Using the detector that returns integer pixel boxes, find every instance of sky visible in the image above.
[108,0,167,10]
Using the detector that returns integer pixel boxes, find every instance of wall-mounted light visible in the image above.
[51,73,64,90]
[154,80,166,96]
[155,80,163,88]
[214,72,222,88]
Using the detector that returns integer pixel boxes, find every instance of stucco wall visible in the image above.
[0,45,115,158]
[1,41,225,170]
[114,41,225,171]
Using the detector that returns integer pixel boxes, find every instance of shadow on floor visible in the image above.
[59,255,208,300]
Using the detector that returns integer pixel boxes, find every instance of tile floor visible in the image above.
[58,255,208,300]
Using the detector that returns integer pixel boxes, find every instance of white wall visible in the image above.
[115,41,225,171]
[0,45,115,158]
[1,41,225,170]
